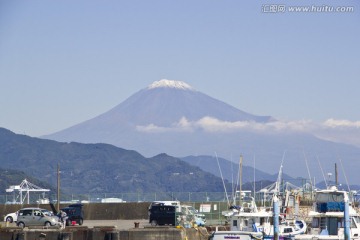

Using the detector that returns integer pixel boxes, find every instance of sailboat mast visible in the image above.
[335,163,338,188]
[239,155,243,208]
[253,155,256,199]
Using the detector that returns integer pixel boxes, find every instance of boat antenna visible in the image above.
[339,157,351,193]
[215,152,230,207]
[302,151,313,190]
[317,156,328,188]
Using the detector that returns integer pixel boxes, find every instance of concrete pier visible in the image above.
[0,202,213,239]
[0,225,210,240]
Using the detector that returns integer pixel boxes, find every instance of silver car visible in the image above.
[16,208,60,228]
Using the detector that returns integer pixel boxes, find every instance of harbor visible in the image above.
[1,173,359,240]
[1,1,359,238]
[0,202,211,240]
[0,198,355,240]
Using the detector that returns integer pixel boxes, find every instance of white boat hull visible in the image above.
[210,231,263,240]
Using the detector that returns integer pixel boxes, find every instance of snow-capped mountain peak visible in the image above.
[148,79,195,91]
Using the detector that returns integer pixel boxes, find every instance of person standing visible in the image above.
[59,210,68,229]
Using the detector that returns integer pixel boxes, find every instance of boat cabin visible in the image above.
[306,187,360,238]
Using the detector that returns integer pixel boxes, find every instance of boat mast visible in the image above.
[215,152,230,207]
[317,156,328,188]
[339,158,351,193]
[335,163,338,188]
[57,163,60,212]
[275,151,286,195]
[239,155,243,208]
[253,154,256,200]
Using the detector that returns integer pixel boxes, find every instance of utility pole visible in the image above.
[57,163,60,212]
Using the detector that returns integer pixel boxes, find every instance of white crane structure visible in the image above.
[5,179,50,204]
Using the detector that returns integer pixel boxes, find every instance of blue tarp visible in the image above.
[316,202,345,212]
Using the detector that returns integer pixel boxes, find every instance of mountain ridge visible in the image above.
[0,127,233,194]
[41,80,360,184]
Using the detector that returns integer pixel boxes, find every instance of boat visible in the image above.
[210,155,307,240]
[210,191,307,240]
[295,186,360,240]
[210,228,264,240]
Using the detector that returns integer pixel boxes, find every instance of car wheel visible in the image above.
[6,216,13,223]
[150,220,157,226]
[44,221,51,227]
[79,218,83,225]
[17,222,25,228]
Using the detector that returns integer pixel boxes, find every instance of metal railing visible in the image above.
[0,192,232,204]
[0,188,317,205]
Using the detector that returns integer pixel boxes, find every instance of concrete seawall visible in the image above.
[0,202,151,220]
[0,202,320,240]
[0,202,212,239]
[0,225,210,240]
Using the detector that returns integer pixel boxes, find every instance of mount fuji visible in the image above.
[43,79,360,184]
[44,79,274,149]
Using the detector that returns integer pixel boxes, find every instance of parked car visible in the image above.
[16,208,60,228]
[148,201,181,212]
[4,211,18,223]
[60,203,84,226]
[149,205,182,226]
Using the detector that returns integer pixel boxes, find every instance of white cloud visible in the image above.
[135,117,194,133]
[194,117,251,132]
[135,117,360,148]
[194,116,315,133]
[323,118,360,128]
[136,116,314,133]
[314,119,360,147]
[135,124,169,133]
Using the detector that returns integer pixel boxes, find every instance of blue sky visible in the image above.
[0,0,359,139]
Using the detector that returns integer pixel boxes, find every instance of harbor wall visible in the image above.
[0,202,151,220]
[0,201,234,221]
[0,202,315,222]
[0,226,210,240]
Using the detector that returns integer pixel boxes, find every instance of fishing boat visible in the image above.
[210,228,264,240]
[295,186,360,240]
[210,191,307,240]
[210,155,306,240]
